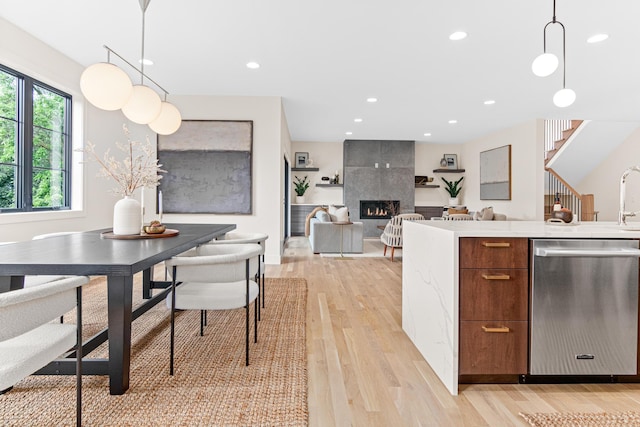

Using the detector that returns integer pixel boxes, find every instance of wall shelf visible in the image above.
[316,183,343,187]
[292,167,319,172]
[415,184,440,188]
[433,168,465,173]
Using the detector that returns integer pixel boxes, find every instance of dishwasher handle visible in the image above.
[535,247,640,257]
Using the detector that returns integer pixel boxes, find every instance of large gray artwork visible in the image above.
[158,120,253,214]
[480,144,511,200]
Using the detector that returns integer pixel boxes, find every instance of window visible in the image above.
[0,64,72,212]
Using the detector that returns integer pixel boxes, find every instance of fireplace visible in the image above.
[360,200,399,219]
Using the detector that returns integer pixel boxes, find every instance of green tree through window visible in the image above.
[0,64,71,211]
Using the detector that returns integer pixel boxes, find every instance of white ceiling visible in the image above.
[1,0,640,144]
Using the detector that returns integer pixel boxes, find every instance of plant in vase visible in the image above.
[441,176,464,205]
[293,175,310,203]
[80,124,166,235]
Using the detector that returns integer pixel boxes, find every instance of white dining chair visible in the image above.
[165,243,263,374]
[0,275,88,426]
[207,232,268,310]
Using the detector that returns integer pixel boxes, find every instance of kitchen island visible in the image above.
[402,220,640,395]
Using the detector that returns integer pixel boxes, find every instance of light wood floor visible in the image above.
[268,237,640,427]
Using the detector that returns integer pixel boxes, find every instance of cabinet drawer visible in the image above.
[459,321,528,375]
[459,237,528,269]
[460,269,528,321]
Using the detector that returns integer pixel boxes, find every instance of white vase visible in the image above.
[296,195,305,204]
[113,196,141,235]
[449,197,460,206]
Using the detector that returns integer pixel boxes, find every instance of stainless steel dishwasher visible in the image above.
[531,239,640,376]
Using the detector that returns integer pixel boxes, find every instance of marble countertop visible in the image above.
[414,220,640,238]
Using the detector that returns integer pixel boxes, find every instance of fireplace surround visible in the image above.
[360,200,399,219]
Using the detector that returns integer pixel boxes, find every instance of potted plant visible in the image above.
[441,176,464,205]
[293,175,310,203]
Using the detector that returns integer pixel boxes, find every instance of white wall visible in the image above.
[459,120,544,220]
[290,141,343,205]
[166,95,286,264]
[578,127,640,222]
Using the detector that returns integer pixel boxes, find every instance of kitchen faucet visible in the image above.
[618,165,640,225]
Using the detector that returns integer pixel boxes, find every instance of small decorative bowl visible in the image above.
[551,210,573,223]
[143,224,166,234]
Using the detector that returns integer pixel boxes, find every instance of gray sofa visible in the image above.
[309,217,364,254]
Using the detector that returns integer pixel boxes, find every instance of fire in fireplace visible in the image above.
[360,200,399,219]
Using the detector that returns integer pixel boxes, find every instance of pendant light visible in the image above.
[80,0,181,133]
[531,0,575,107]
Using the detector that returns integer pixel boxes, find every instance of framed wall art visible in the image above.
[157,120,253,214]
[444,154,458,169]
[480,144,511,200]
[295,152,308,168]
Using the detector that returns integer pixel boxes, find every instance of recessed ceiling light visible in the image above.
[484,100,496,105]
[354,118,363,123]
[423,133,432,137]
[345,131,353,135]
[139,58,153,66]
[246,61,260,69]
[366,97,378,103]
[448,120,458,124]
[587,33,609,44]
[449,31,467,41]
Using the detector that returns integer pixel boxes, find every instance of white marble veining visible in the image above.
[402,220,640,395]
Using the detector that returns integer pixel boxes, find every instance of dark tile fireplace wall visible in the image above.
[343,140,415,237]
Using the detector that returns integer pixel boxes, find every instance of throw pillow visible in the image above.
[328,205,349,222]
[481,206,494,221]
[315,210,331,222]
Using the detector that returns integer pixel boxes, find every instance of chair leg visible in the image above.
[76,286,82,427]
[383,245,388,256]
[245,260,250,366]
[390,247,395,262]
[254,297,258,344]
[261,253,266,309]
[200,310,205,336]
[170,268,177,376]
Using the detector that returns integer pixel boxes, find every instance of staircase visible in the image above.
[544,120,583,165]
[544,120,597,221]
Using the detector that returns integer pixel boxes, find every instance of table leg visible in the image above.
[107,275,133,395]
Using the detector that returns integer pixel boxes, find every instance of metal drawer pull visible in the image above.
[482,274,511,280]
[482,242,511,248]
[482,326,510,333]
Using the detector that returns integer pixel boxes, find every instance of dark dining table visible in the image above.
[0,223,235,395]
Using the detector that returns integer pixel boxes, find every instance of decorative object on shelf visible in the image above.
[415,175,434,185]
[443,154,458,169]
[295,152,308,169]
[440,156,448,167]
[79,0,182,134]
[330,170,340,184]
[531,0,576,107]
[321,176,330,181]
[480,144,511,200]
[79,124,165,235]
[294,175,310,204]
[441,176,464,206]
[306,158,314,167]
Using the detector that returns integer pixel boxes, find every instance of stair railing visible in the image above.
[544,119,572,154]
[546,167,596,221]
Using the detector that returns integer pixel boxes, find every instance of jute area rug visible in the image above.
[520,411,640,427]
[0,276,308,426]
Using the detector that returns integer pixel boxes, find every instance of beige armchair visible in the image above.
[380,213,425,261]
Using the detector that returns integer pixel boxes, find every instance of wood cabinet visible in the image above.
[459,237,528,377]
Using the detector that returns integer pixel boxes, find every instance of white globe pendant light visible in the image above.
[80,63,133,110]
[149,101,182,135]
[531,52,559,77]
[121,85,162,124]
[553,88,576,108]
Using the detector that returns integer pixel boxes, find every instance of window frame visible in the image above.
[0,63,72,212]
